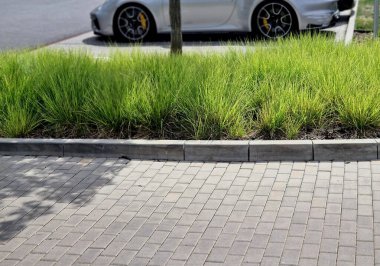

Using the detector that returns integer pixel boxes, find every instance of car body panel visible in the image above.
[91,0,339,36]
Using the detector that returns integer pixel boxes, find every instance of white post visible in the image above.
[375,0,379,38]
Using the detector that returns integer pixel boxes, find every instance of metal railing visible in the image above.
[375,0,379,38]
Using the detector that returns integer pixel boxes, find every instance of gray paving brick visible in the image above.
[112,250,138,265]
[299,258,318,266]
[171,245,194,261]
[41,246,69,262]
[203,228,222,241]
[160,238,183,252]
[149,251,172,265]
[193,240,215,254]
[6,244,35,260]
[91,234,115,249]
[1,157,380,265]
[92,255,114,265]
[338,246,356,262]
[264,242,284,257]
[180,233,202,247]
[66,240,93,255]
[76,248,103,264]
[356,255,375,265]
[137,243,160,259]
[281,249,301,265]
[229,241,250,256]
[125,236,149,251]
[58,232,83,247]
[244,248,265,263]
[17,253,44,266]
[31,239,59,254]
[250,234,270,249]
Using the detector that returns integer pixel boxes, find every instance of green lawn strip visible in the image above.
[1,35,380,140]
[356,0,380,33]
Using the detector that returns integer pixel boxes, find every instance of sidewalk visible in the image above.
[0,156,378,265]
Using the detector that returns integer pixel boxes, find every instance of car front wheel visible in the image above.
[253,1,298,39]
[113,5,155,42]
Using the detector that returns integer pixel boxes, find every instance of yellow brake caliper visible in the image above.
[139,13,147,30]
[263,18,270,31]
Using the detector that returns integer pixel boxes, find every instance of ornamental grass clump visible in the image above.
[1,34,380,139]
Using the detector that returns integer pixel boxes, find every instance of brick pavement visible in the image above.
[0,156,380,265]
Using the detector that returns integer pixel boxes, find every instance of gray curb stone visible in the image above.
[0,138,64,156]
[63,139,185,161]
[184,140,249,162]
[250,140,313,161]
[0,138,379,162]
[313,139,378,161]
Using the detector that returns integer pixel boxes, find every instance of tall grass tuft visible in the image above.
[1,35,380,139]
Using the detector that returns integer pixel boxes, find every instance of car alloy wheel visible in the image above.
[256,2,294,38]
[116,6,151,41]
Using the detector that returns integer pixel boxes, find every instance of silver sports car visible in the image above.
[91,0,344,41]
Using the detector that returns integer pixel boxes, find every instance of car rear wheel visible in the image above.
[113,5,155,42]
[253,1,298,39]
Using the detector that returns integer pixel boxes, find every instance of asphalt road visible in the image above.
[0,0,104,51]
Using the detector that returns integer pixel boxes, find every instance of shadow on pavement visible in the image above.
[82,29,335,48]
[0,156,128,242]
[82,32,257,48]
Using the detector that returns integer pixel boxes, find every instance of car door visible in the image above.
[163,0,236,30]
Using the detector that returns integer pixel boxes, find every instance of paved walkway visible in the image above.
[0,156,379,265]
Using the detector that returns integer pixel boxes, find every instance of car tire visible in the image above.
[113,4,156,42]
[252,0,298,39]
[338,0,355,11]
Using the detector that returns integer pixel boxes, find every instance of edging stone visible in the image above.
[63,139,185,160]
[184,140,249,162]
[313,139,377,161]
[0,138,379,162]
[0,138,64,157]
[250,140,313,161]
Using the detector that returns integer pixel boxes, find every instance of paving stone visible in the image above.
[125,236,149,251]
[149,251,172,265]
[171,245,194,261]
[92,255,114,265]
[6,244,35,260]
[41,246,69,262]
[160,238,183,252]
[193,240,215,254]
[112,250,138,265]
[136,243,160,259]
[281,249,301,265]
[16,253,44,266]
[31,239,59,254]
[318,252,337,266]
[76,248,103,264]
[66,240,93,255]
[224,254,244,265]
[1,157,380,265]
[244,248,265,263]
[338,246,356,262]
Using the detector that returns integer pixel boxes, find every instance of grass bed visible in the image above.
[356,0,379,33]
[1,35,380,140]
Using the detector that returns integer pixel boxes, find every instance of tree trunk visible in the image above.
[169,0,182,54]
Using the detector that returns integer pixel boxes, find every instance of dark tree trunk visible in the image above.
[169,0,182,54]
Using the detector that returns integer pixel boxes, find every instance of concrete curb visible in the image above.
[345,0,359,45]
[185,140,249,162]
[250,140,313,162]
[0,138,379,162]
